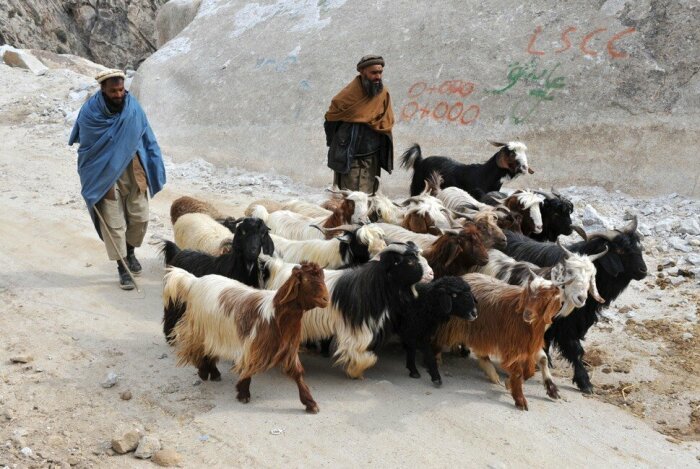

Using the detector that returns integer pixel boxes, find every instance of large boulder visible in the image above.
[131,0,700,196]
[0,0,167,69]
[155,0,202,48]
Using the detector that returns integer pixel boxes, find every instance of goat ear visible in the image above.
[436,293,452,316]
[444,242,462,267]
[598,251,624,278]
[277,272,301,305]
[262,234,275,255]
[488,140,507,148]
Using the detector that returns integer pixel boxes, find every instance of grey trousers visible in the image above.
[333,154,380,194]
[95,160,149,261]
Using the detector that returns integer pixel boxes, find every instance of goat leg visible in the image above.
[235,376,252,403]
[284,355,318,414]
[421,339,442,386]
[404,342,421,379]
[197,355,221,382]
[558,337,593,394]
[537,350,560,399]
[506,363,528,411]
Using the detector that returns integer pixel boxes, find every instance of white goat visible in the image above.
[173,213,234,255]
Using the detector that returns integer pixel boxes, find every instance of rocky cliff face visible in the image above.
[0,0,167,69]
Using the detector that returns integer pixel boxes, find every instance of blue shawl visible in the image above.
[69,91,166,236]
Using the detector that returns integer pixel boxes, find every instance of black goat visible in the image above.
[400,141,533,198]
[500,217,647,393]
[530,189,574,242]
[390,276,477,386]
[161,217,274,361]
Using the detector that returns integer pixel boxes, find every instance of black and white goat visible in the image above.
[161,217,274,343]
[530,189,575,242]
[401,141,533,198]
[260,243,432,378]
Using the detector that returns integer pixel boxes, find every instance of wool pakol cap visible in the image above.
[356,55,385,71]
[95,69,126,84]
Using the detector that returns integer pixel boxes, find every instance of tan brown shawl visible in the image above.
[324,76,394,136]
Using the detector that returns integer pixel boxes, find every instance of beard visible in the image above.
[103,92,125,113]
[361,76,383,98]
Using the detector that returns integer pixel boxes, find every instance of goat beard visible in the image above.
[361,76,383,98]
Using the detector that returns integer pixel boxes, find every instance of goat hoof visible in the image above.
[545,380,560,399]
[305,404,320,414]
[197,371,209,381]
[211,374,222,382]
[459,348,470,358]
[432,378,443,387]
[409,371,421,379]
[581,386,594,395]
[237,395,250,404]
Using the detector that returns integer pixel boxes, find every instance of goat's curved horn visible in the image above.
[588,230,620,242]
[589,276,605,304]
[623,215,638,234]
[571,225,588,241]
[551,187,562,198]
[556,239,574,258]
[370,176,381,196]
[311,223,356,234]
[552,276,576,287]
[325,186,341,194]
[450,209,476,220]
[588,245,609,262]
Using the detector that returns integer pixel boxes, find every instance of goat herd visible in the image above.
[159,141,648,413]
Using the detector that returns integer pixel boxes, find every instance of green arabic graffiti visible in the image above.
[488,58,566,124]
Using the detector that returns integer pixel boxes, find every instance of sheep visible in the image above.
[500,217,647,393]
[161,217,274,345]
[401,141,533,198]
[269,224,386,269]
[471,245,608,398]
[435,274,563,410]
[530,189,575,242]
[173,212,238,256]
[389,276,477,386]
[163,262,328,412]
[259,243,430,378]
[170,195,226,225]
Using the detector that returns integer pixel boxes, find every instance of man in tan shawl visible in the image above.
[324,55,395,193]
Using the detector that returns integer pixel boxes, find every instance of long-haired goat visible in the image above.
[501,217,647,393]
[422,226,489,277]
[401,141,533,198]
[245,199,332,218]
[163,262,328,413]
[530,189,575,242]
[170,195,226,225]
[270,224,386,269]
[484,190,544,236]
[260,243,429,378]
[435,274,563,410]
[161,217,274,346]
[173,213,240,256]
[472,245,608,398]
[390,276,477,386]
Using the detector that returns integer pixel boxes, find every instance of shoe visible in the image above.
[117,261,135,290]
[126,244,142,276]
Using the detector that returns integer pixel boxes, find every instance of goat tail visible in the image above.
[159,240,181,266]
[162,267,196,343]
[400,143,422,171]
[247,204,269,223]
[426,170,444,196]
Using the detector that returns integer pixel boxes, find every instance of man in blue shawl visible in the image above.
[69,69,166,290]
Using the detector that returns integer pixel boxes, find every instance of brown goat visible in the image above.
[469,211,507,250]
[423,224,489,277]
[435,273,562,410]
[170,195,226,226]
[164,262,329,413]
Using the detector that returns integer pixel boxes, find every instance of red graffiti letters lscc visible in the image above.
[527,26,636,59]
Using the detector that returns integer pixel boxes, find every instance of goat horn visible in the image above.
[450,209,476,220]
[623,215,638,234]
[370,176,381,196]
[556,239,574,258]
[588,245,609,262]
[551,187,562,198]
[311,223,356,234]
[325,187,341,194]
[553,276,576,287]
[571,225,588,241]
[488,140,507,147]
[588,230,620,242]
[590,276,605,304]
